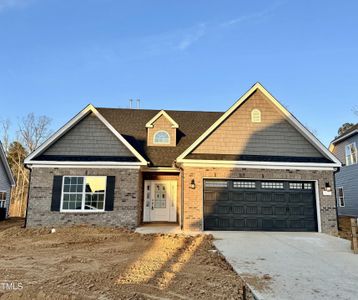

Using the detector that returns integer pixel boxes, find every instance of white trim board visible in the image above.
[330,129,358,145]
[27,163,141,169]
[180,159,338,170]
[24,104,148,166]
[177,82,341,167]
[145,110,179,128]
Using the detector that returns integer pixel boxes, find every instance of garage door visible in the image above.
[203,180,318,231]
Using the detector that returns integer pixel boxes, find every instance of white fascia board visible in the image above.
[24,104,148,165]
[177,82,341,165]
[330,129,358,145]
[145,110,179,128]
[178,159,339,170]
[27,161,142,169]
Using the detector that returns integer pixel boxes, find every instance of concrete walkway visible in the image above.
[212,232,358,300]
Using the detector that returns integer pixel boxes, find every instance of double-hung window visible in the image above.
[337,187,345,207]
[345,142,357,166]
[0,192,6,208]
[61,176,106,212]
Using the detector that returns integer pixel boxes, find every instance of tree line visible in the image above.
[1,114,51,217]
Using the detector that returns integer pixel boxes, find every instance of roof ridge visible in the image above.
[96,107,224,114]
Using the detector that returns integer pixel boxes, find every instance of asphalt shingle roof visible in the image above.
[97,108,223,167]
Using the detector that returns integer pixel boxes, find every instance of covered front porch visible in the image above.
[141,171,182,226]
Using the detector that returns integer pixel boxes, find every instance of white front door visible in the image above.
[143,180,177,222]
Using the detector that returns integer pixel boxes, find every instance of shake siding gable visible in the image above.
[192,90,324,158]
[42,113,134,158]
[147,114,177,147]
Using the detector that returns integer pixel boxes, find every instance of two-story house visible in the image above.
[330,124,358,217]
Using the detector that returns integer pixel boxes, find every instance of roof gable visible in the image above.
[191,89,325,159]
[24,105,148,165]
[145,110,179,128]
[0,142,15,186]
[177,82,341,166]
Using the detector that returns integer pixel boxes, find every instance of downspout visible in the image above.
[24,165,32,228]
[333,166,341,233]
[175,160,184,230]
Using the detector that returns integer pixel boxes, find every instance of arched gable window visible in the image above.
[153,131,170,144]
[251,109,261,123]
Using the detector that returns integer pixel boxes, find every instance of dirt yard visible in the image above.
[0,219,250,300]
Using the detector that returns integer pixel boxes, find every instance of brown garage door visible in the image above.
[203,180,318,231]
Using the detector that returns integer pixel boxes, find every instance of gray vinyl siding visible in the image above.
[333,134,358,216]
[336,164,358,216]
[42,113,135,157]
[332,134,358,164]
[0,158,11,218]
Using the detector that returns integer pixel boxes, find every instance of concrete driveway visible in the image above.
[212,232,358,300]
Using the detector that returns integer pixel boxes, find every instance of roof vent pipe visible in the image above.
[136,99,140,109]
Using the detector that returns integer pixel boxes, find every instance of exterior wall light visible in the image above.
[325,182,332,192]
[190,179,196,189]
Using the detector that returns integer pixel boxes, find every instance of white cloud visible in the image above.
[177,23,207,50]
[221,1,284,27]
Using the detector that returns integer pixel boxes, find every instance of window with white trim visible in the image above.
[251,109,261,123]
[0,192,6,208]
[153,131,170,144]
[61,176,106,212]
[337,187,345,207]
[345,142,357,166]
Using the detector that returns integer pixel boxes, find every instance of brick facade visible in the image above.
[26,167,142,228]
[182,167,338,235]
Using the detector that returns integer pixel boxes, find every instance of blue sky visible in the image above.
[0,0,357,146]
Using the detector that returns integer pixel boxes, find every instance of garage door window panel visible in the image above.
[262,182,284,189]
[233,181,256,189]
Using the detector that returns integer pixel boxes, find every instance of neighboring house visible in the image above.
[0,141,15,220]
[24,83,341,234]
[329,124,358,217]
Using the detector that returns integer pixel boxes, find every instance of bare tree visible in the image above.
[0,119,11,152]
[4,113,52,217]
[18,113,52,152]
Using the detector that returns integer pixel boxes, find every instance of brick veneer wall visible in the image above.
[182,167,338,235]
[26,167,141,228]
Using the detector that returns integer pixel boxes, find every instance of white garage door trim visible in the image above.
[201,177,321,232]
